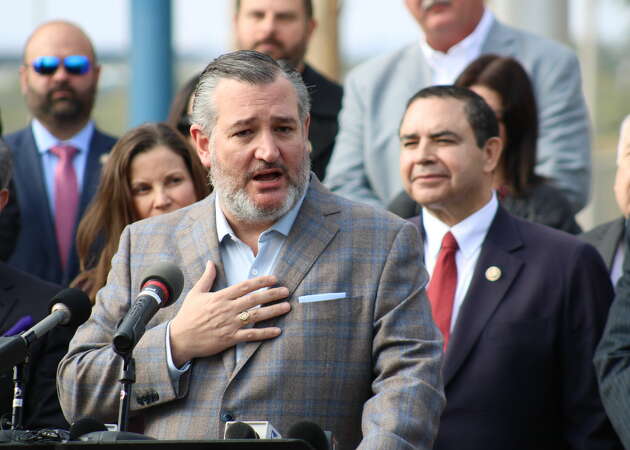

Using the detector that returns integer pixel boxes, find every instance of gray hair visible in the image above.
[0,138,12,190]
[191,50,311,135]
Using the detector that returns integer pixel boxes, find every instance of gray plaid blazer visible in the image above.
[58,178,445,450]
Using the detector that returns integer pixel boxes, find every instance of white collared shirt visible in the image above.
[423,192,498,331]
[31,119,95,216]
[420,8,495,85]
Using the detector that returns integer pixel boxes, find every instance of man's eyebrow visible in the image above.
[429,130,460,140]
[227,118,256,130]
[271,115,298,124]
[400,132,419,141]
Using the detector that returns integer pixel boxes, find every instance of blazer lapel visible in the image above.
[230,179,341,378]
[599,218,625,269]
[443,208,524,385]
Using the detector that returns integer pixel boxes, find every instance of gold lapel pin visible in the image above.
[485,266,502,282]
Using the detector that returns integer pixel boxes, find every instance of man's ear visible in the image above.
[483,136,503,174]
[190,124,212,168]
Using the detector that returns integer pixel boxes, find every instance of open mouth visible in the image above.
[252,168,284,182]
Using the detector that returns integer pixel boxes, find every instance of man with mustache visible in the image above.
[400,85,620,450]
[234,0,343,181]
[58,50,445,449]
[325,0,591,215]
[2,21,116,285]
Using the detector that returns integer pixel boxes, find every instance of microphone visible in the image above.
[68,417,108,441]
[2,316,33,337]
[0,288,91,369]
[224,421,282,439]
[113,262,184,356]
[225,421,259,439]
[287,421,333,450]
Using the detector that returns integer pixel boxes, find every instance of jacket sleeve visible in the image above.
[594,223,630,449]
[57,226,191,425]
[358,222,445,449]
[324,68,384,208]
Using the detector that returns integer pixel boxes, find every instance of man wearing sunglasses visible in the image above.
[2,20,116,286]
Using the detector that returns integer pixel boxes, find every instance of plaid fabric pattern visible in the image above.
[58,178,445,450]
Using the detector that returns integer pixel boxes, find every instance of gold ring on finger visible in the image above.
[238,310,251,325]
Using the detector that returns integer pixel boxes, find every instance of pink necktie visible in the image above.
[427,231,459,349]
[50,144,79,270]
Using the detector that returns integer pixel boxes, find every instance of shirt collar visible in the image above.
[215,180,309,243]
[423,191,498,259]
[420,8,495,63]
[32,119,95,155]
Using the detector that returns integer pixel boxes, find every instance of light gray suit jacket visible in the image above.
[325,17,591,213]
[57,179,445,450]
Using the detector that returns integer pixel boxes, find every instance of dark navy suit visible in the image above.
[0,262,72,429]
[3,125,116,285]
[413,207,621,450]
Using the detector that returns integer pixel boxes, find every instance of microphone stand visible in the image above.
[11,359,26,430]
[116,353,135,432]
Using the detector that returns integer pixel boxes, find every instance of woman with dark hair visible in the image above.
[389,54,580,233]
[71,122,210,302]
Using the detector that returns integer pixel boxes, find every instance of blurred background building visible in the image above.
[1,0,629,227]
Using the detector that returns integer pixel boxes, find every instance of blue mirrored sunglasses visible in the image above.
[31,55,91,76]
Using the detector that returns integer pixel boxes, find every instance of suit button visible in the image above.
[220,412,234,422]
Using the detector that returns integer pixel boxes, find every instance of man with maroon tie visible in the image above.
[2,20,116,285]
[400,85,620,450]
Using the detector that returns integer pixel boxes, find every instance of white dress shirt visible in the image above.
[31,119,95,216]
[423,193,498,331]
[420,8,495,85]
[166,184,309,380]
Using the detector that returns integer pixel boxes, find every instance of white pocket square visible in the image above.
[298,292,347,303]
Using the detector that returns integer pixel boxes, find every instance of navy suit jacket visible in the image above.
[302,63,343,181]
[3,125,116,286]
[413,207,620,450]
[0,262,73,429]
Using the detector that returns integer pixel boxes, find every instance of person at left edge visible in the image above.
[57,50,444,449]
[0,127,71,430]
[2,20,116,286]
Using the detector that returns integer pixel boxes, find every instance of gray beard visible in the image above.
[209,149,311,225]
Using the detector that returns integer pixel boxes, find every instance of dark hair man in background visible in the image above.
[234,0,342,180]
[2,20,116,286]
[400,85,619,450]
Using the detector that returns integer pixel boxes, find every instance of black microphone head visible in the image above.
[68,417,107,441]
[225,422,259,439]
[48,288,92,328]
[140,262,184,307]
[287,421,328,450]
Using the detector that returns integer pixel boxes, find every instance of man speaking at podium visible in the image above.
[58,51,445,449]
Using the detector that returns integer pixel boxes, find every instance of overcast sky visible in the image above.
[1,0,629,60]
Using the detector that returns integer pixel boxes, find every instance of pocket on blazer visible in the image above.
[295,295,363,321]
